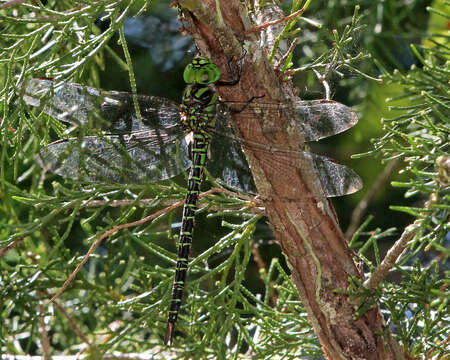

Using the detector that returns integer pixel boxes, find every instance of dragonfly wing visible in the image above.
[208,112,362,197]
[307,152,362,197]
[207,146,362,197]
[207,113,257,194]
[292,100,358,142]
[22,79,182,134]
[38,133,191,184]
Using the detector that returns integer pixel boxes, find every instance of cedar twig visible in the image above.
[50,187,260,301]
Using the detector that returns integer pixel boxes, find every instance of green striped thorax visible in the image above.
[181,56,221,134]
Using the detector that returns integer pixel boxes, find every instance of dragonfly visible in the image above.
[21,56,362,345]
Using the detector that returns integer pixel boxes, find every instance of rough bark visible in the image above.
[177,1,404,359]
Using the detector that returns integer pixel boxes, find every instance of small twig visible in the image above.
[0,0,27,10]
[274,38,298,71]
[37,298,51,359]
[312,69,330,100]
[0,235,26,259]
[245,7,306,35]
[345,159,400,239]
[250,239,278,306]
[50,187,260,301]
[27,252,92,346]
[425,320,450,358]
[363,223,418,289]
[50,199,185,302]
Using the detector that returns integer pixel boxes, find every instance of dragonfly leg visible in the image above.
[225,94,266,114]
[216,49,247,86]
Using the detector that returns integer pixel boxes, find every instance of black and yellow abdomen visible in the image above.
[164,57,221,346]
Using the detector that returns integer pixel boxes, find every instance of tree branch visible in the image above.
[177,1,404,358]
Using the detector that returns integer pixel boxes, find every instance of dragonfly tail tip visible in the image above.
[164,322,175,346]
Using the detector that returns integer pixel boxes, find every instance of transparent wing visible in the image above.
[38,132,191,184]
[290,100,358,142]
[207,113,256,194]
[23,79,361,194]
[208,140,362,197]
[305,152,362,197]
[207,109,362,197]
[23,79,189,184]
[22,79,182,134]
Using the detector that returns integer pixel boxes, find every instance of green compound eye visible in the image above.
[183,56,221,85]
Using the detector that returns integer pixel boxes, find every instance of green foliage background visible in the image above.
[0,0,448,359]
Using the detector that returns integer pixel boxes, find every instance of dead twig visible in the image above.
[0,0,27,10]
[250,239,278,306]
[363,223,417,289]
[274,38,298,71]
[245,8,306,35]
[0,235,26,259]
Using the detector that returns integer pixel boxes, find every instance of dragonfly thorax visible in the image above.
[180,83,218,134]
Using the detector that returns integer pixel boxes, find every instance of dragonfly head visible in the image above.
[183,56,221,85]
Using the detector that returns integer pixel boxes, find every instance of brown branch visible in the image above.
[0,0,27,10]
[274,38,298,71]
[363,223,417,289]
[0,235,26,259]
[38,300,51,359]
[245,7,306,35]
[179,1,404,358]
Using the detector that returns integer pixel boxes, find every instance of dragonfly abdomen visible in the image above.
[165,135,210,345]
